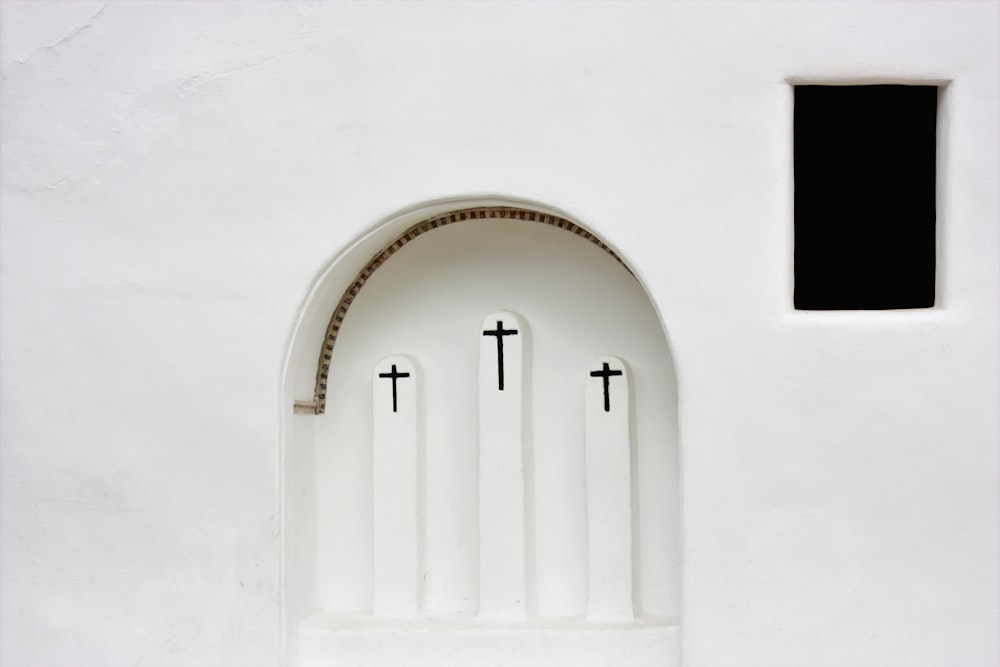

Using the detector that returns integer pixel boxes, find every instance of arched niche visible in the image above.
[281,198,680,666]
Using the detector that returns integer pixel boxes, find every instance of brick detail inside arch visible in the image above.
[300,206,633,415]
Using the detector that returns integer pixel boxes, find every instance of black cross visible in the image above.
[378,363,410,413]
[482,320,519,391]
[590,362,623,413]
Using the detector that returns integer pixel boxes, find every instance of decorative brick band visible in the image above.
[305,206,632,414]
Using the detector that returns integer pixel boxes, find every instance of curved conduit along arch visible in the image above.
[297,205,636,415]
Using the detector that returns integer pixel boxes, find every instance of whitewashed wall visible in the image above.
[1,2,997,666]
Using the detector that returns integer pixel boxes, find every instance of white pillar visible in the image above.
[585,356,634,620]
[372,355,419,615]
[479,311,528,619]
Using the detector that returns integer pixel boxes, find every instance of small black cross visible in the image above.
[482,320,519,391]
[590,362,623,413]
[378,363,410,413]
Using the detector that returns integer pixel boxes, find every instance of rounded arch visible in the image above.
[281,196,681,665]
[304,205,635,414]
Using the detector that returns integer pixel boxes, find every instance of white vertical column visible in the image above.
[479,311,528,619]
[372,355,419,615]
[585,356,634,620]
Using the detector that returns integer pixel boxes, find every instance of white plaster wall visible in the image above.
[1,2,997,666]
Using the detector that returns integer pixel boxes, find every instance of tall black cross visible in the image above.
[378,363,410,413]
[590,362,623,413]
[482,320,519,391]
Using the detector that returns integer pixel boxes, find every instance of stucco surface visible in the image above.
[1,2,998,665]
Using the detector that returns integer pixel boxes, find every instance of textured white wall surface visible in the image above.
[1,2,997,666]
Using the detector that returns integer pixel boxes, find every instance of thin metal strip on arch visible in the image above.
[304,205,634,414]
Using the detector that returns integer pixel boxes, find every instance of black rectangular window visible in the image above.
[794,84,937,310]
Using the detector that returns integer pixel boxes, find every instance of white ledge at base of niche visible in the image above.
[297,614,680,666]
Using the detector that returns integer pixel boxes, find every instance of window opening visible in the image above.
[794,84,938,310]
